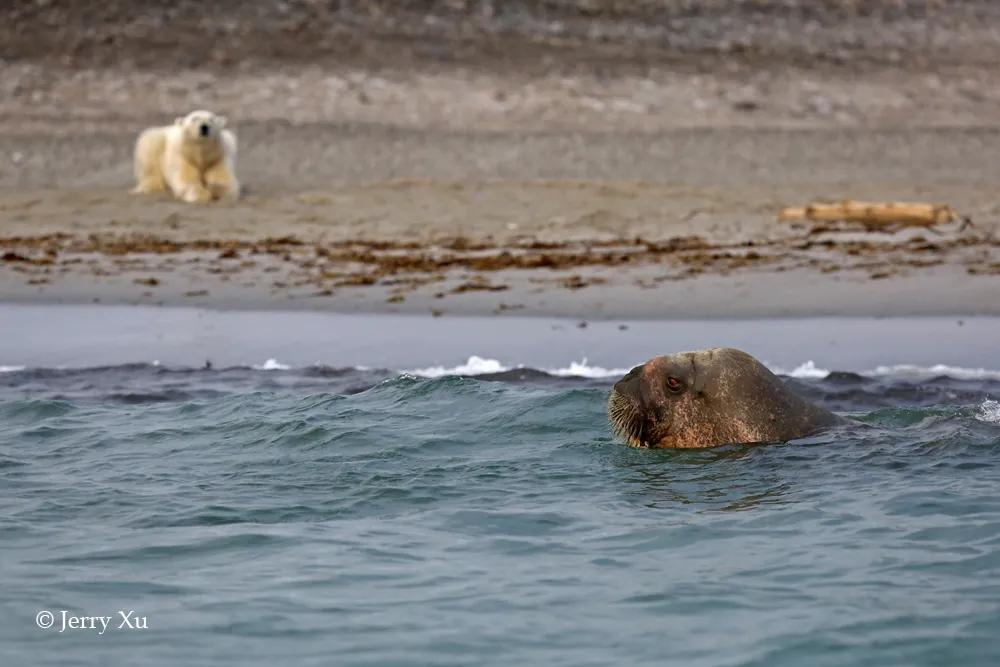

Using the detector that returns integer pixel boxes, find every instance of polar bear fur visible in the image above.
[132,110,239,203]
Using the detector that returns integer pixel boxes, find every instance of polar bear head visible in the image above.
[175,110,227,143]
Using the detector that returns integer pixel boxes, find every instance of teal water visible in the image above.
[1,362,999,666]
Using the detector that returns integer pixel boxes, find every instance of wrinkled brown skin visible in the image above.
[608,347,844,449]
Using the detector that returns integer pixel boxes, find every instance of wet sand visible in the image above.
[1,2,999,318]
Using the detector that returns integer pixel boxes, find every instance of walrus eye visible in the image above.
[666,376,683,393]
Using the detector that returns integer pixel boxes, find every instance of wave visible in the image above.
[405,356,630,379]
[868,364,1000,382]
[547,359,632,379]
[770,360,831,379]
[410,357,1000,382]
[769,360,1000,382]
[976,399,1000,424]
[253,359,292,371]
[3,357,1000,383]
[406,355,509,378]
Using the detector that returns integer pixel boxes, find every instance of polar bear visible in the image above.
[131,110,239,203]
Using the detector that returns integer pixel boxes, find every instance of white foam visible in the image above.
[253,358,291,371]
[547,358,631,379]
[975,399,1000,424]
[0,365,26,373]
[406,356,510,378]
[407,356,630,379]
[774,360,831,379]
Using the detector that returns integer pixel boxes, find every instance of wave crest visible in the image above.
[976,399,1000,424]
[406,356,629,379]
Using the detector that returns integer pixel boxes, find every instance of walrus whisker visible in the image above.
[608,392,647,448]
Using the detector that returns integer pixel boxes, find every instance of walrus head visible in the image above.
[608,347,840,448]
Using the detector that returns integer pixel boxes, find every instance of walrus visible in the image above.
[608,347,844,448]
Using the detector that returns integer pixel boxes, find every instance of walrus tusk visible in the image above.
[778,201,955,229]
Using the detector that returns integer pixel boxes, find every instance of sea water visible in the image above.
[1,306,999,666]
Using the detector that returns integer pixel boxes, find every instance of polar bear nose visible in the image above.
[199,124,210,137]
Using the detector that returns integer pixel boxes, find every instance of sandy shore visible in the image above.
[2,126,997,318]
[1,2,998,318]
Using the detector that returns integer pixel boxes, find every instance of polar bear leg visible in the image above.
[166,159,213,203]
[205,160,240,201]
[131,128,168,194]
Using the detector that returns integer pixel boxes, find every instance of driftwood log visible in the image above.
[778,201,955,230]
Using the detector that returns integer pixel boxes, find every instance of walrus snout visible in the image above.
[613,363,644,396]
[608,364,647,447]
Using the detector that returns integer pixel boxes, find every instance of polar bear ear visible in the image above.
[214,115,228,128]
[174,116,185,126]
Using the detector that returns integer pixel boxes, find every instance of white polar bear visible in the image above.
[131,110,240,203]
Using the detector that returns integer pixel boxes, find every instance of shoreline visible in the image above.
[2,170,996,320]
[2,263,998,320]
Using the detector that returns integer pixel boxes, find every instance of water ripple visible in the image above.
[1,366,999,665]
